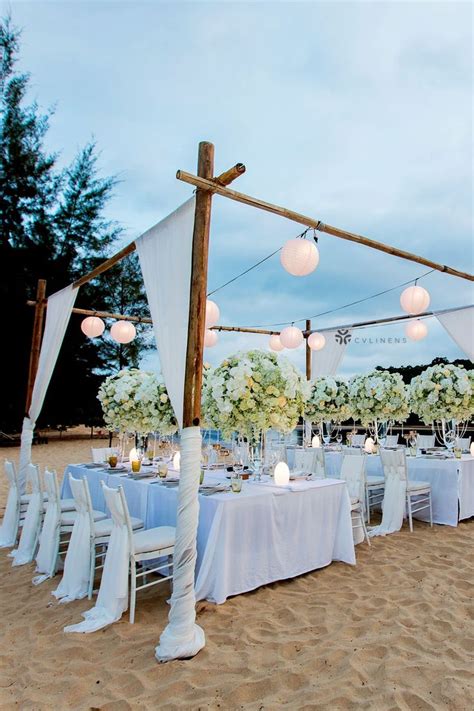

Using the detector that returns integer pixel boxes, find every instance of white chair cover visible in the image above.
[417,434,435,449]
[10,463,42,565]
[64,483,130,633]
[369,449,407,537]
[340,455,366,509]
[33,469,61,585]
[293,448,325,477]
[53,475,91,603]
[0,460,20,548]
[350,434,366,447]
[91,447,116,464]
[384,435,399,447]
[456,437,471,450]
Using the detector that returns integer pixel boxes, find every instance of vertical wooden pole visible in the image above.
[25,279,47,415]
[183,141,215,426]
[305,319,311,381]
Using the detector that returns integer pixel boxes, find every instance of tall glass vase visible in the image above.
[319,421,333,445]
[249,429,265,481]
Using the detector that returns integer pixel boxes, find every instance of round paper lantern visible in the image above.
[205,299,220,328]
[279,325,304,349]
[269,334,284,352]
[400,285,430,315]
[110,320,136,344]
[81,316,105,338]
[280,238,319,276]
[274,461,290,486]
[204,329,218,347]
[405,319,428,341]
[308,332,326,351]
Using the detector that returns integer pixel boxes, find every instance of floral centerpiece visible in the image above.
[304,377,352,424]
[97,368,178,436]
[348,370,409,435]
[409,363,473,424]
[202,350,310,440]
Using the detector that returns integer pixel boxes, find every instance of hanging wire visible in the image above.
[207,246,282,297]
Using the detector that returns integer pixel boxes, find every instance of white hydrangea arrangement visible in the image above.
[97,368,178,435]
[305,377,352,423]
[409,363,473,424]
[348,370,409,426]
[202,350,310,439]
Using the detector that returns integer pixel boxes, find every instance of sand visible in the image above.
[0,439,472,710]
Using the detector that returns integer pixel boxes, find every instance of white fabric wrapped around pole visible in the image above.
[436,306,474,361]
[0,461,20,548]
[135,198,196,429]
[155,426,205,662]
[18,285,78,494]
[311,329,352,376]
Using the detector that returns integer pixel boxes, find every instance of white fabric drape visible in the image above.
[33,470,61,585]
[436,306,474,361]
[53,475,91,603]
[0,461,20,548]
[369,449,407,537]
[156,426,205,662]
[18,285,78,493]
[10,464,42,565]
[65,483,129,633]
[135,198,195,429]
[312,329,352,376]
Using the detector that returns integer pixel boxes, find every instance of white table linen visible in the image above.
[63,465,355,605]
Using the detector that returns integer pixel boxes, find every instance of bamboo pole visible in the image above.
[183,142,215,427]
[26,301,153,324]
[305,319,311,380]
[25,279,47,414]
[176,171,474,283]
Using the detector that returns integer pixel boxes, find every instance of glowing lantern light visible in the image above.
[110,320,136,344]
[364,437,375,454]
[312,435,321,448]
[81,316,105,339]
[470,442,474,457]
[173,452,181,471]
[406,319,428,341]
[308,332,326,351]
[279,325,304,349]
[205,299,220,328]
[280,238,319,276]
[269,334,284,352]
[204,329,218,347]
[274,461,290,486]
[400,285,430,315]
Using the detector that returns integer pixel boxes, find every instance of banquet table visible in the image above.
[323,451,474,527]
[62,465,356,604]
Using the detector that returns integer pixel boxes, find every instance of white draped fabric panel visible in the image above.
[0,461,20,547]
[135,198,196,429]
[18,285,78,493]
[33,470,61,585]
[436,306,474,361]
[369,449,407,537]
[10,464,42,565]
[312,329,352,376]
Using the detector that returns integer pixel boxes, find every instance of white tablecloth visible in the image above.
[323,452,474,527]
[63,465,355,604]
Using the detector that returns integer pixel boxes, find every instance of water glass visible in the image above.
[158,463,168,479]
[454,447,462,459]
[231,474,243,493]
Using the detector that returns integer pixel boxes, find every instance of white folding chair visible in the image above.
[293,448,326,478]
[384,435,399,447]
[339,454,370,546]
[0,460,21,548]
[456,437,471,451]
[417,434,435,449]
[380,448,433,532]
[350,434,366,448]
[91,447,117,464]
[10,463,43,566]
[102,483,175,624]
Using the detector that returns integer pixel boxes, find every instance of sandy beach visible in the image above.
[0,439,472,711]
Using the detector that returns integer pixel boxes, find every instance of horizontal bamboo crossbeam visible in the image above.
[176,171,474,283]
[213,325,279,336]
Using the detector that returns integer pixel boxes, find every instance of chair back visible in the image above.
[91,447,117,464]
[27,463,41,495]
[417,434,435,449]
[102,483,134,553]
[456,437,471,450]
[380,447,407,483]
[350,434,366,447]
[385,435,399,447]
[44,469,60,506]
[294,448,326,477]
[4,460,17,489]
[340,454,366,504]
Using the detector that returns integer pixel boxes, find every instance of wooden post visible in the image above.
[25,279,47,415]
[305,319,311,381]
[182,142,215,426]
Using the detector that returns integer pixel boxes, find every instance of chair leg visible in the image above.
[130,559,136,624]
[359,510,371,546]
[429,491,433,527]
[407,493,413,532]
[168,555,174,591]
[88,541,95,600]
[366,488,371,525]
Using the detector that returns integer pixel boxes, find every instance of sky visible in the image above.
[6,0,473,376]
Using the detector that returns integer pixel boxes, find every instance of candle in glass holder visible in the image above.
[364,437,375,454]
[131,459,141,473]
[108,455,118,468]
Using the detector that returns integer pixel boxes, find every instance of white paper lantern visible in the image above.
[279,325,304,349]
[205,299,220,328]
[274,461,290,486]
[405,319,428,341]
[400,285,430,315]
[81,316,105,338]
[269,334,284,352]
[110,320,136,344]
[364,437,374,454]
[308,332,326,351]
[129,447,139,462]
[280,238,320,276]
[173,452,181,471]
[204,329,218,347]
[312,435,321,448]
